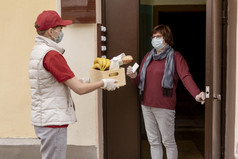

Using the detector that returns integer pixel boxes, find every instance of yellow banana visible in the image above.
[101,58,107,70]
[92,57,111,71]
[94,58,103,66]
[104,59,111,70]
[92,63,101,70]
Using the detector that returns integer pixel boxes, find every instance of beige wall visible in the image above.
[0,0,56,138]
[56,0,102,150]
[1,0,101,153]
[56,2,103,158]
[61,24,99,146]
[61,25,104,159]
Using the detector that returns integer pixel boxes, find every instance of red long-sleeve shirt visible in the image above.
[132,51,200,110]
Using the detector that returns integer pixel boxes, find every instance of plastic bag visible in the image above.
[109,53,126,70]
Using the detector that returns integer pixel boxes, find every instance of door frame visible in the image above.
[205,0,227,158]
[154,4,207,157]
[205,0,213,158]
[101,0,227,158]
[153,2,227,158]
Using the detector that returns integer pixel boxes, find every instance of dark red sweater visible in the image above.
[131,51,200,110]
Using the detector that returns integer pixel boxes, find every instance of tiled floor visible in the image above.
[141,138,204,159]
[141,117,205,159]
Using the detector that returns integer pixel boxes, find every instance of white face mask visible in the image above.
[151,37,165,50]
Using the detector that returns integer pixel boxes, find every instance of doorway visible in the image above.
[103,0,225,158]
[139,5,206,159]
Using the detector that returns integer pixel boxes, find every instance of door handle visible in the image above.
[213,94,221,100]
[206,86,210,98]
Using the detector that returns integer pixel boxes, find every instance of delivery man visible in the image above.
[29,10,118,159]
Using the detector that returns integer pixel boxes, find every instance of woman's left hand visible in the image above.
[126,66,137,79]
[195,92,206,104]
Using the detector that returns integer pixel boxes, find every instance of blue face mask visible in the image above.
[52,30,64,43]
[151,37,165,50]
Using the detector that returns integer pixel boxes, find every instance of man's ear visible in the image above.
[48,28,54,34]
[44,28,53,38]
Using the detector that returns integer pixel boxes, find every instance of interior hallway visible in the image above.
[140,3,206,158]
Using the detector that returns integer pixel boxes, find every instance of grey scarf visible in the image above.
[138,45,175,99]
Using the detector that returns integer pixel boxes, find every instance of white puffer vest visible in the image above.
[29,35,77,126]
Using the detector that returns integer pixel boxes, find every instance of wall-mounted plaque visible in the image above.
[61,0,96,23]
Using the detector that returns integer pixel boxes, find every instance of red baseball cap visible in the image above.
[35,10,72,31]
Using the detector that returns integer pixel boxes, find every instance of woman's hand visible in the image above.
[126,66,137,79]
[195,92,206,104]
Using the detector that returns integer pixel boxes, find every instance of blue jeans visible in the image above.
[141,105,178,159]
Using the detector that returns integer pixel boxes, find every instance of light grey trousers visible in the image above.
[141,105,178,159]
[34,126,67,159]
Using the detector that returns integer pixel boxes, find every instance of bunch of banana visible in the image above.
[92,57,111,71]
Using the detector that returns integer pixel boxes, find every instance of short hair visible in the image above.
[35,22,47,35]
[151,24,174,46]
[34,23,63,36]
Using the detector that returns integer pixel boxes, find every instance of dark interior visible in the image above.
[140,8,206,159]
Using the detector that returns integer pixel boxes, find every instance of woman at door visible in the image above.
[126,24,205,159]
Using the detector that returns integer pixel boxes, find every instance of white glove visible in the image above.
[126,66,137,79]
[195,92,206,105]
[102,79,119,91]
[80,77,90,83]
